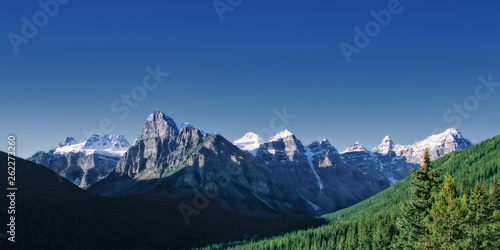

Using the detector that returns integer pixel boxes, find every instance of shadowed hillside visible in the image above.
[0,152,326,249]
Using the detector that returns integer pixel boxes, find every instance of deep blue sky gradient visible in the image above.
[1,0,500,157]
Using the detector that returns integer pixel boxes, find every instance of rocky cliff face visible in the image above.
[250,134,391,214]
[28,135,130,189]
[237,128,472,214]
[253,131,332,213]
[90,111,301,217]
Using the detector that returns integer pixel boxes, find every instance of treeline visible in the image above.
[228,135,500,249]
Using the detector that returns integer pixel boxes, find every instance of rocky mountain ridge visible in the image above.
[30,110,472,216]
[28,135,130,189]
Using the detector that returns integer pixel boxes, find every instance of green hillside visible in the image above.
[228,135,500,249]
[0,152,325,249]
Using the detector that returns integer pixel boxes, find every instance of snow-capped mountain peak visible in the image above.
[343,142,367,153]
[372,135,394,154]
[54,134,131,157]
[308,138,336,151]
[407,128,471,160]
[306,138,339,159]
[147,109,172,121]
[444,128,461,136]
[233,132,266,152]
[58,137,78,147]
[320,138,331,146]
[30,134,132,189]
[141,110,180,140]
[369,128,473,166]
[142,110,215,138]
[270,130,294,142]
[145,110,177,127]
[408,128,468,153]
[382,135,392,142]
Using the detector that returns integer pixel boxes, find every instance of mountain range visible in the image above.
[28,110,472,216]
[28,135,130,189]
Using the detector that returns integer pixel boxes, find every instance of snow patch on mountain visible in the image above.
[270,130,294,142]
[175,122,193,130]
[342,142,367,153]
[371,128,472,165]
[304,146,324,190]
[54,135,131,157]
[233,132,266,154]
[58,137,78,147]
[300,195,321,211]
[372,136,394,154]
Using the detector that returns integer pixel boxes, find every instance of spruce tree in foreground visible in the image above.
[464,183,490,248]
[398,149,441,248]
[428,174,468,248]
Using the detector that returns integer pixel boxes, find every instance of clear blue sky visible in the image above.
[1,0,500,158]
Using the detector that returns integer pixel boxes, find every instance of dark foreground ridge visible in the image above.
[0,152,326,249]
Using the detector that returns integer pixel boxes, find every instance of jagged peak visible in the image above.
[307,138,338,154]
[421,128,464,141]
[372,135,395,154]
[52,134,131,157]
[379,136,394,147]
[308,138,332,148]
[146,110,176,127]
[412,128,471,150]
[58,137,78,147]
[140,110,180,141]
[141,110,218,140]
[443,128,462,137]
[235,132,266,143]
[343,142,367,153]
[83,134,131,148]
[269,130,294,142]
[233,132,266,152]
[320,138,331,145]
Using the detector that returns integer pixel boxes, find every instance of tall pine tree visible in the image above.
[428,174,468,248]
[398,149,441,248]
[464,183,490,248]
